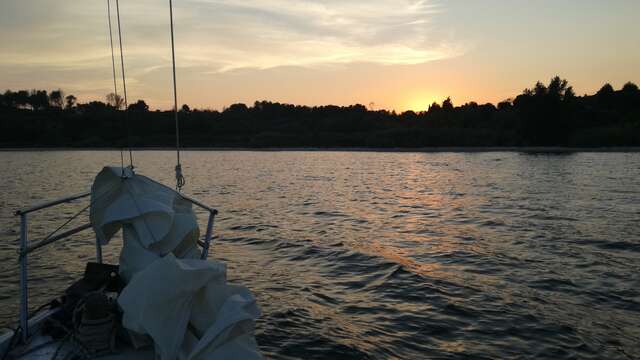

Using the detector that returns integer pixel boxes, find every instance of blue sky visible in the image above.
[1,0,638,110]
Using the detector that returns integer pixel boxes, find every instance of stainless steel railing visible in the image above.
[13,190,217,343]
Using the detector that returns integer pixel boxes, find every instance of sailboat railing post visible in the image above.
[201,210,216,260]
[96,239,103,264]
[19,213,29,342]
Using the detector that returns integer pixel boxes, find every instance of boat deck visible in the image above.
[0,306,155,359]
[7,333,155,360]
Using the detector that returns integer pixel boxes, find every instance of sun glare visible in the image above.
[403,92,441,112]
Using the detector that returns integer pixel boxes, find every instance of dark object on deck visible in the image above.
[43,262,123,340]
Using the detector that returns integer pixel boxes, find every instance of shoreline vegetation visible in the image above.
[1,77,639,148]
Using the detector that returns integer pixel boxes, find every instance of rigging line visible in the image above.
[35,203,91,251]
[169,0,185,191]
[115,0,134,169]
[29,179,123,255]
[106,0,125,170]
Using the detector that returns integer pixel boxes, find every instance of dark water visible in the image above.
[1,151,639,359]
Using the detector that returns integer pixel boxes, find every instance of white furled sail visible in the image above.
[119,254,261,360]
[90,166,200,281]
[90,166,262,359]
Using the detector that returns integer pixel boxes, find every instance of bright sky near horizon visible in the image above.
[1,0,639,111]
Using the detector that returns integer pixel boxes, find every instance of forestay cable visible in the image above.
[115,0,134,169]
[106,0,124,170]
[169,0,185,191]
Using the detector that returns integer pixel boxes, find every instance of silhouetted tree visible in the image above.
[547,76,568,100]
[106,93,124,109]
[17,91,30,108]
[1,80,639,148]
[533,81,547,96]
[49,89,64,109]
[497,100,512,111]
[514,77,575,145]
[564,86,576,102]
[442,97,454,111]
[618,82,640,113]
[622,82,639,93]
[65,95,77,109]
[427,102,441,113]
[226,103,249,114]
[128,100,149,112]
[596,83,615,97]
[1,90,13,107]
[77,100,109,113]
[29,90,49,110]
[596,83,615,108]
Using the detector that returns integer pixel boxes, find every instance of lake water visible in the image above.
[0,150,639,359]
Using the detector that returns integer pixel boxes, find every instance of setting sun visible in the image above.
[403,91,441,112]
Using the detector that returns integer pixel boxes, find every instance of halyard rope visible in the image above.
[114,0,134,170]
[105,0,124,170]
[169,0,185,192]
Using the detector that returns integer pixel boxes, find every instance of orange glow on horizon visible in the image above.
[401,91,442,112]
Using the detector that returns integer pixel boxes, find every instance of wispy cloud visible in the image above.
[0,0,463,107]
[0,0,460,70]
[178,0,462,72]
[2,0,637,110]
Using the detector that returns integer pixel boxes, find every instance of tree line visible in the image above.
[1,77,638,148]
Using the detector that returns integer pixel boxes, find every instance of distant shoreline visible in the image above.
[1,146,639,153]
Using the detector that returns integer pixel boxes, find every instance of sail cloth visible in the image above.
[90,166,203,281]
[90,167,262,359]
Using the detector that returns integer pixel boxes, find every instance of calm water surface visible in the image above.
[0,151,639,359]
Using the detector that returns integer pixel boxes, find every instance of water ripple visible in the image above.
[1,151,639,359]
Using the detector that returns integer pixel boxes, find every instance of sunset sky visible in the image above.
[1,0,639,111]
